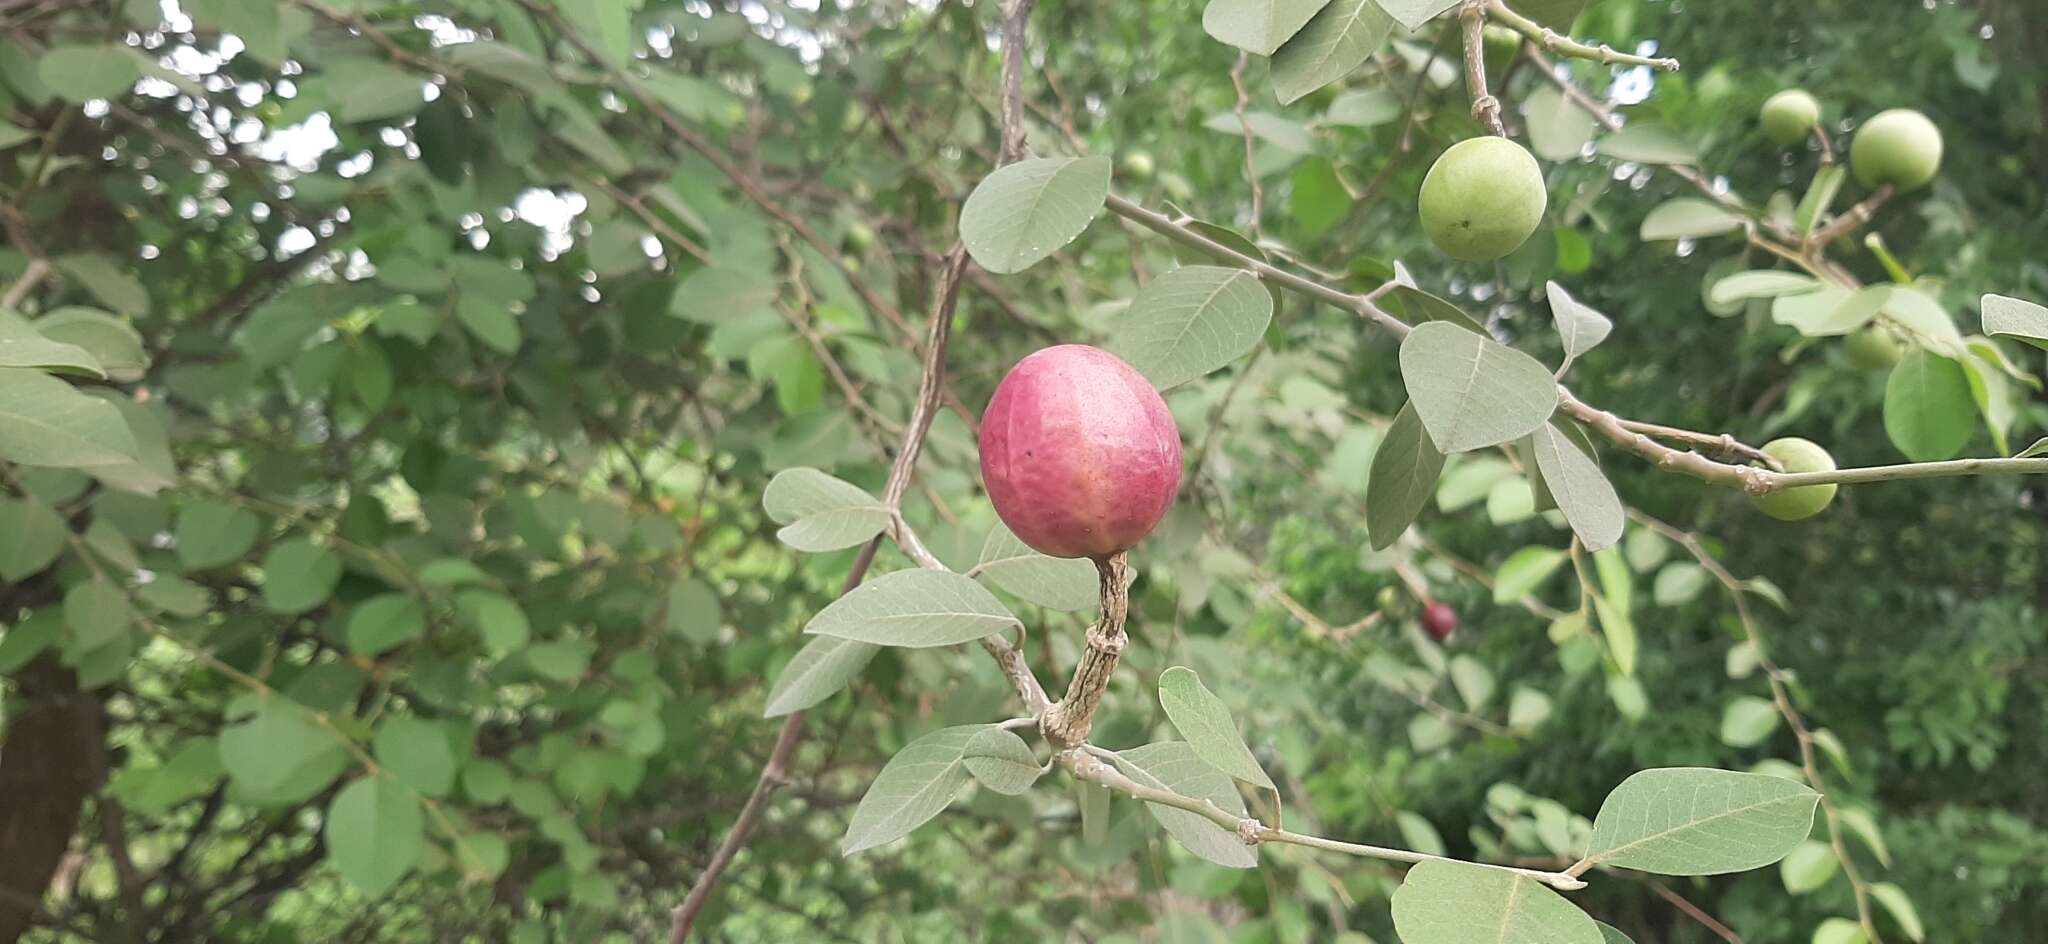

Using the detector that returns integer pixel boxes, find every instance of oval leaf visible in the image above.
[1547,282,1613,375]
[959,156,1112,274]
[1114,741,1257,868]
[1271,0,1394,105]
[1583,767,1820,874]
[842,725,981,854]
[1528,423,1623,552]
[804,569,1020,648]
[763,635,879,718]
[1157,666,1275,789]
[1202,0,1333,55]
[762,467,890,552]
[961,727,1041,796]
[1392,860,1602,944]
[974,521,1099,611]
[1982,293,2048,350]
[324,776,425,899]
[1883,350,1975,461]
[1399,321,1561,454]
[1366,402,1446,550]
[1107,265,1273,390]
[1640,198,1745,241]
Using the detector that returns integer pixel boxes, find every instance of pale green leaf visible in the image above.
[1392,860,1601,944]
[671,266,777,323]
[373,716,457,797]
[804,569,1019,647]
[174,501,261,570]
[1522,85,1598,162]
[1583,767,1820,874]
[1202,0,1334,54]
[1493,546,1566,605]
[35,308,147,381]
[1813,918,1868,944]
[761,467,889,552]
[457,589,530,656]
[1529,422,1622,551]
[763,635,878,717]
[1547,282,1612,375]
[1508,687,1553,730]
[1652,562,1710,607]
[1373,0,1461,31]
[1835,806,1891,867]
[961,727,1040,796]
[346,593,426,655]
[842,725,981,854]
[1710,271,1821,306]
[1981,293,2048,350]
[959,157,1112,274]
[1396,810,1447,857]
[1869,882,1924,942]
[1881,288,1964,355]
[1270,0,1393,104]
[0,367,142,469]
[39,44,140,101]
[974,521,1100,611]
[1157,666,1275,789]
[64,576,132,649]
[1448,655,1494,711]
[1596,921,1637,944]
[0,312,102,376]
[1721,695,1781,747]
[1779,839,1838,894]
[1599,124,1698,165]
[1640,197,1744,241]
[260,539,342,614]
[1200,111,1316,153]
[1114,741,1257,868]
[0,497,67,582]
[1107,265,1273,390]
[1796,165,1848,235]
[218,700,347,799]
[1399,321,1561,453]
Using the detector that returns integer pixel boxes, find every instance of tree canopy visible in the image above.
[1,1,2045,943]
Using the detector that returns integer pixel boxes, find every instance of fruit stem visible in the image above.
[1040,552,1132,748]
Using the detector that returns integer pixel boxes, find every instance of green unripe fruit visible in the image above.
[844,220,876,252]
[1750,437,1839,521]
[1850,109,1943,191]
[1842,328,1903,370]
[1759,89,1820,145]
[1120,152,1155,180]
[1419,137,1547,262]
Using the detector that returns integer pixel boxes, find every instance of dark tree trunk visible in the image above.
[0,655,102,944]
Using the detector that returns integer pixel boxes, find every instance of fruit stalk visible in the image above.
[1041,553,1132,747]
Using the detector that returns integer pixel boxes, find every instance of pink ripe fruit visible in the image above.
[1421,602,1458,642]
[979,345,1183,560]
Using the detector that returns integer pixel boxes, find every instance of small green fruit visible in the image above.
[1419,137,1547,262]
[1121,152,1155,180]
[844,220,875,251]
[1750,437,1839,521]
[1759,90,1820,145]
[1850,109,1943,191]
[1842,328,1903,370]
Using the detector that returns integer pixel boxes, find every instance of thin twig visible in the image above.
[1806,184,1894,250]
[1228,51,1264,235]
[1462,0,1506,135]
[1488,0,1679,71]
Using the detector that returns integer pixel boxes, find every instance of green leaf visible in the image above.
[174,501,261,570]
[1407,712,1454,751]
[1365,402,1446,550]
[325,776,425,899]
[1399,321,1561,453]
[346,593,426,656]
[260,539,343,614]
[961,727,1041,796]
[1596,921,1638,944]
[1813,918,1868,944]
[454,297,520,353]
[1107,265,1272,390]
[1392,860,1602,944]
[1710,271,1821,306]
[0,496,67,581]
[64,576,132,649]
[1962,345,2016,454]
[1720,695,1780,747]
[0,367,142,468]
[763,635,878,717]
[1776,285,1887,337]
[1582,767,1820,874]
[1114,741,1257,868]
[974,521,1099,611]
[1869,882,1925,942]
[0,312,102,376]
[667,577,722,644]
[1289,158,1351,236]
[761,467,889,552]
[1448,655,1494,711]
[1493,546,1566,605]
[218,699,348,799]
[959,156,1112,275]
[457,590,530,657]
[1547,282,1612,375]
[1835,806,1891,867]
[804,568,1019,648]
[1528,422,1623,552]
[39,44,140,101]
[1522,85,1599,162]
[1396,810,1447,857]
[1881,288,1964,356]
[1436,456,1514,512]
[1779,839,1838,893]
[1981,293,2048,350]
[1201,111,1316,154]
[36,308,147,381]
[1202,0,1334,54]
[335,61,427,122]
[671,266,777,323]
[1883,351,1975,461]
[1593,592,1636,676]
[1373,0,1461,31]
[1508,687,1553,730]
[842,725,982,854]
[1325,88,1402,127]
[1652,562,1710,606]
[1157,666,1275,789]
[1797,165,1848,235]
[1270,0,1394,105]
[1639,198,1745,241]
[373,716,457,797]
[1598,124,1698,165]
[1387,285,1488,334]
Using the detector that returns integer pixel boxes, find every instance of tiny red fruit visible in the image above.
[1421,602,1458,642]
[979,345,1183,560]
